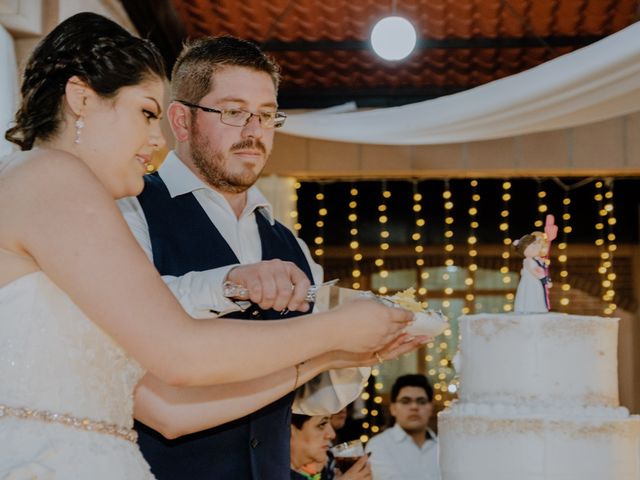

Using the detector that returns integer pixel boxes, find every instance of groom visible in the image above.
[119,37,369,479]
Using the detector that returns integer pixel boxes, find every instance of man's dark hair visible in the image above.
[170,36,280,105]
[390,374,434,403]
[291,414,312,430]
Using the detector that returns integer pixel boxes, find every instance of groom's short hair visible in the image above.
[170,36,280,105]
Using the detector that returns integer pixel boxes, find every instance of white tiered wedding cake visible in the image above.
[438,313,640,480]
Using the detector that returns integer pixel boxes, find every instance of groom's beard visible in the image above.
[189,124,267,194]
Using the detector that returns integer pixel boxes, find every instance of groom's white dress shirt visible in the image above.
[118,151,369,414]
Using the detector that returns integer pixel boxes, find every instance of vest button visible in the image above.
[251,310,261,318]
[250,438,260,449]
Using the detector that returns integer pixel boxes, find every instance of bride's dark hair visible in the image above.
[5,12,166,150]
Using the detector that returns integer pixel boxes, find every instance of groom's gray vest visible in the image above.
[134,173,314,480]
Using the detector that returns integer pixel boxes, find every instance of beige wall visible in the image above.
[1,0,135,71]
[267,112,640,178]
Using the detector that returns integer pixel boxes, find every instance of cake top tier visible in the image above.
[457,313,619,408]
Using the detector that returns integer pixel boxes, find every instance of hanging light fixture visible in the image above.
[370,1,417,61]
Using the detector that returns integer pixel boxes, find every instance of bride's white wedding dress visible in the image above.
[0,271,154,478]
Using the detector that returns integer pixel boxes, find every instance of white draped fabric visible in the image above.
[0,24,18,155]
[280,21,640,145]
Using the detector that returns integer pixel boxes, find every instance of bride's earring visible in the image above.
[74,116,85,144]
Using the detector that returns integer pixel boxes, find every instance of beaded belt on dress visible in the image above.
[0,403,137,443]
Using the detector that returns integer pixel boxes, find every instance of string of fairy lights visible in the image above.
[349,183,363,290]
[412,180,427,298]
[375,181,391,295]
[499,180,514,311]
[557,190,572,309]
[464,180,479,316]
[313,184,327,262]
[293,177,624,439]
[595,180,618,315]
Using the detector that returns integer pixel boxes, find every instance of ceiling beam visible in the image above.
[262,35,604,52]
[278,85,468,108]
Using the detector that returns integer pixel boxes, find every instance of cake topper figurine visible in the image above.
[513,214,558,313]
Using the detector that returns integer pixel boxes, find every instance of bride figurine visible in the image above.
[513,215,557,313]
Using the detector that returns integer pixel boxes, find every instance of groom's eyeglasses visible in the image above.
[175,100,287,129]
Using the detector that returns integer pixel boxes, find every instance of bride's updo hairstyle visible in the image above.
[5,12,165,150]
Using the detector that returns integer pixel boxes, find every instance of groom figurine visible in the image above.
[119,37,369,479]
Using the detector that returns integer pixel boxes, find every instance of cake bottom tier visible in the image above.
[439,413,640,480]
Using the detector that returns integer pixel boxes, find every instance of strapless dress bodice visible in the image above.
[0,271,145,426]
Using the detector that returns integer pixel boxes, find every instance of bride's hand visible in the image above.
[330,298,414,353]
[325,333,431,369]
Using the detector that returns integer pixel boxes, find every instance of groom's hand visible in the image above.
[226,260,312,312]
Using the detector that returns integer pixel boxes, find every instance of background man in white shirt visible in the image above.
[365,374,441,480]
[118,36,390,479]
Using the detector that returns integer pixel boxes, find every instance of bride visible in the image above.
[0,13,414,477]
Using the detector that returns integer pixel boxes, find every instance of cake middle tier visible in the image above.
[438,406,640,480]
[457,313,619,407]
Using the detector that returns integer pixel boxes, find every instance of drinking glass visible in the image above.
[330,439,366,472]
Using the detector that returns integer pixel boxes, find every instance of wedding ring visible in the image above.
[374,351,384,363]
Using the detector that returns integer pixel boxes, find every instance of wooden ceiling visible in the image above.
[121,0,640,108]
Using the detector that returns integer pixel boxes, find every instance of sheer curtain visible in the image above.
[0,24,18,156]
